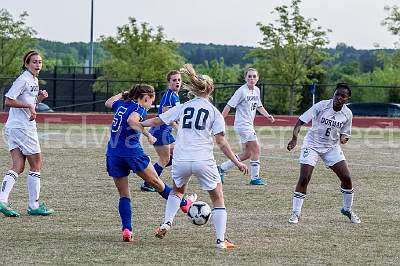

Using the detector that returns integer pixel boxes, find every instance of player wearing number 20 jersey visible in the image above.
[159,96,225,163]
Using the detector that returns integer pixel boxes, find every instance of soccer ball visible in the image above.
[187,201,211,226]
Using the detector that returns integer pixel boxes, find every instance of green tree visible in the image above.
[246,0,330,114]
[94,17,184,93]
[382,5,400,45]
[195,58,243,109]
[0,9,36,110]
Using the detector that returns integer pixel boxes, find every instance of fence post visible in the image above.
[72,71,76,112]
[261,83,265,106]
[53,66,57,108]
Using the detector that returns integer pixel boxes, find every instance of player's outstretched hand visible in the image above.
[237,162,248,175]
[147,134,157,145]
[287,138,297,151]
[268,115,275,123]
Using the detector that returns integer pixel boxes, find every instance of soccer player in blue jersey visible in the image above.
[141,70,182,192]
[105,84,195,242]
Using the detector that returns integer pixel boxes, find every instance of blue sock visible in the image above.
[154,163,164,177]
[158,183,171,200]
[180,197,187,207]
[119,197,132,231]
[165,156,173,167]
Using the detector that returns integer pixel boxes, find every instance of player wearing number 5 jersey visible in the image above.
[218,68,274,185]
[141,64,248,249]
[105,84,195,242]
[287,83,361,224]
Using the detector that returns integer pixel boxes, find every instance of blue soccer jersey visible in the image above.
[106,99,147,157]
[154,88,180,132]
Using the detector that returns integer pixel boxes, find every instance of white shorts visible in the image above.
[4,127,41,155]
[171,159,220,191]
[234,128,258,143]
[299,146,346,167]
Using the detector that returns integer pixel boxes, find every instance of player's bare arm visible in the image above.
[128,112,156,145]
[257,106,275,122]
[221,105,231,118]
[287,119,305,151]
[104,92,124,109]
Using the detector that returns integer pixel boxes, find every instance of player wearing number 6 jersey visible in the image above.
[287,83,361,224]
[141,64,248,249]
[218,68,274,185]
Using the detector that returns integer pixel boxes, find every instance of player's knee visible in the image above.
[159,157,170,167]
[340,176,352,189]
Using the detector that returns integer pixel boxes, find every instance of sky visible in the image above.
[2,0,399,49]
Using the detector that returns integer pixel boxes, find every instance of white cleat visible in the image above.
[341,208,361,224]
[288,212,300,224]
[155,221,171,239]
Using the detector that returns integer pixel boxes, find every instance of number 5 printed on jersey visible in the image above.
[112,106,128,132]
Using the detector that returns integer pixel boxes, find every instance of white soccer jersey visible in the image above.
[227,84,263,130]
[159,96,225,161]
[5,71,39,129]
[299,99,353,153]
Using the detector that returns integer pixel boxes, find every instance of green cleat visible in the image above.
[0,201,20,217]
[249,178,265,186]
[27,202,54,216]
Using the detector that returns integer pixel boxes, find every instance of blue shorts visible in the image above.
[106,154,150,178]
[149,128,175,146]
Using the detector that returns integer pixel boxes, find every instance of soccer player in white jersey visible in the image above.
[0,50,53,217]
[141,64,248,249]
[218,68,275,185]
[287,83,361,224]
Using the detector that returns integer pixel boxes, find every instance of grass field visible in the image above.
[0,124,399,265]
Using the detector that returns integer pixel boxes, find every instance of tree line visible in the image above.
[1,0,400,114]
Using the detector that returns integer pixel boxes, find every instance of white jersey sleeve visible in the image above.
[299,101,323,124]
[5,76,27,100]
[227,87,244,108]
[159,104,182,125]
[211,110,225,135]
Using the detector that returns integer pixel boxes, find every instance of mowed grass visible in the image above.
[0,124,399,265]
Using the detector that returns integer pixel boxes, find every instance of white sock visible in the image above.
[164,194,181,225]
[250,160,260,180]
[292,192,306,216]
[341,187,354,211]
[0,170,18,203]
[27,171,41,209]
[220,154,240,172]
[212,207,227,242]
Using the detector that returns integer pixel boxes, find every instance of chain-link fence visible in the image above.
[1,75,400,114]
